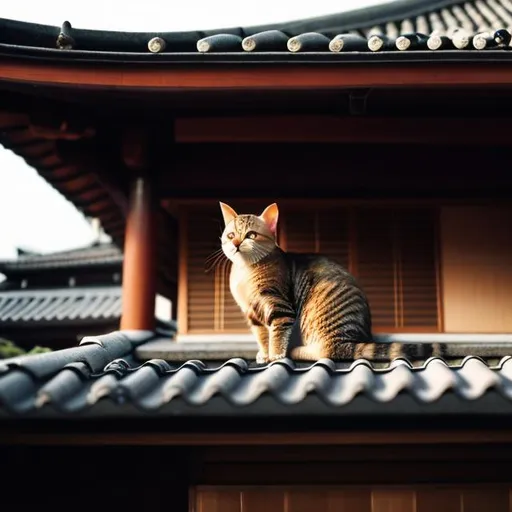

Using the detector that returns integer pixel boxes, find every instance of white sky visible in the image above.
[0,0,389,260]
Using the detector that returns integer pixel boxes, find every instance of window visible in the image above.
[179,203,441,335]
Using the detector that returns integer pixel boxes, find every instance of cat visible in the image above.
[219,201,445,363]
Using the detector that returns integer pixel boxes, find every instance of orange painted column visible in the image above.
[120,176,157,331]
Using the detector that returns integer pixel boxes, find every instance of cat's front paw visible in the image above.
[269,351,287,362]
[256,350,270,364]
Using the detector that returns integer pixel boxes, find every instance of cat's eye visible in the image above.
[246,231,258,240]
[227,232,235,240]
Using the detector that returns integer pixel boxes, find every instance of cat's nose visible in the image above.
[232,239,241,248]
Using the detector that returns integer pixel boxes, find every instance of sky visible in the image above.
[0,0,390,260]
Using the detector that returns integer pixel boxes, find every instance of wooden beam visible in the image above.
[120,176,157,330]
[4,429,512,446]
[122,125,149,171]
[175,116,512,144]
[156,143,512,200]
[2,60,512,90]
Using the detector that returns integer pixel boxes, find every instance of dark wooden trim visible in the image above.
[3,62,512,90]
[156,144,512,200]
[434,208,445,332]
[177,206,189,335]
[5,430,512,446]
[175,116,512,144]
[163,198,511,212]
[194,461,512,484]
[120,177,157,330]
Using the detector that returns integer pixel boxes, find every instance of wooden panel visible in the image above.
[283,211,317,253]
[186,209,220,332]
[282,207,349,267]
[416,489,461,512]
[286,490,329,512]
[195,487,512,512]
[318,210,350,268]
[241,490,284,512]
[197,490,241,512]
[441,206,512,332]
[327,490,372,512]
[285,489,371,512]
[398,209,440,329]
[461,489,510,512]
[371,490,416,512]
[355,208,397,328]
[183,202,439,334]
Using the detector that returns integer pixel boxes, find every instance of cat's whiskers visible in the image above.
[205,248,227,273]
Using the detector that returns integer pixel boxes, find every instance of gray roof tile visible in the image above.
[0,287,122,325]
[2,0,512,61]
[2,329,512,418]
[0,243,122,273]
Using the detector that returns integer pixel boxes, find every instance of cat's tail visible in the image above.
[352,341,446,361]
[290,341,446,362]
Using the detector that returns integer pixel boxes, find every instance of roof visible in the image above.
[1,0,512,62]
[0,243,122,274]
[0,286,122,327]
[2,330,512,419]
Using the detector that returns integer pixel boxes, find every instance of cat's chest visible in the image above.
[229,267,251,313]
[229,266,258,313]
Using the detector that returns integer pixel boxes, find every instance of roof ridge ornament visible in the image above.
[56,21,75,50]
[148,37,166,53]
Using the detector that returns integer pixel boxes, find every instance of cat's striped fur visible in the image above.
[219,202,446,363]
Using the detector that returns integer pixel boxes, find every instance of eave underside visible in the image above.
[1,62,512,297]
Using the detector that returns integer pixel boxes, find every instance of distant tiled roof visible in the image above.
[1,330,512,418]
[1,0,512,61]
[0,243,122,274]
[0,286,121,326]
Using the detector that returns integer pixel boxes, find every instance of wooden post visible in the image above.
[120,126,157,331]
[120,176,157,331]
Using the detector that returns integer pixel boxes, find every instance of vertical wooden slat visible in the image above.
[355,208,397,328]
[283,211,317,253]
[186,209,219,332]
[183,202,440,334]
[372,490,416,512]
[286,490,328,512]
[241,490,284,512]
[318,210,350,268]
[461,489,510,512]
[328,490,372,512]
[184,204,253,333]
[178,207,189,333]
[416,489,461,512]
[197,490,241,512]
[399,209,439,329]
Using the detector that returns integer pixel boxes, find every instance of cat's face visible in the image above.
[219,202,279,265]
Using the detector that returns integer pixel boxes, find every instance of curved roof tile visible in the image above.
[1,330,512,418]
[1,0,512,59]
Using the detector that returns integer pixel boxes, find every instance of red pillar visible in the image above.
[120,176,157,331]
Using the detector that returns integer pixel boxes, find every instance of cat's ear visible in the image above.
[259,203,279,235]
[219,202,238,226]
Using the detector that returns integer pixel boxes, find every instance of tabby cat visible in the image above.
[219,201,444,363]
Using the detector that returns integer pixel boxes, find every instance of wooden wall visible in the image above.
[194,486,512,512]
[441,206,512,332]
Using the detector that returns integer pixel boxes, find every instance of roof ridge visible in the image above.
[0,0,487,53]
